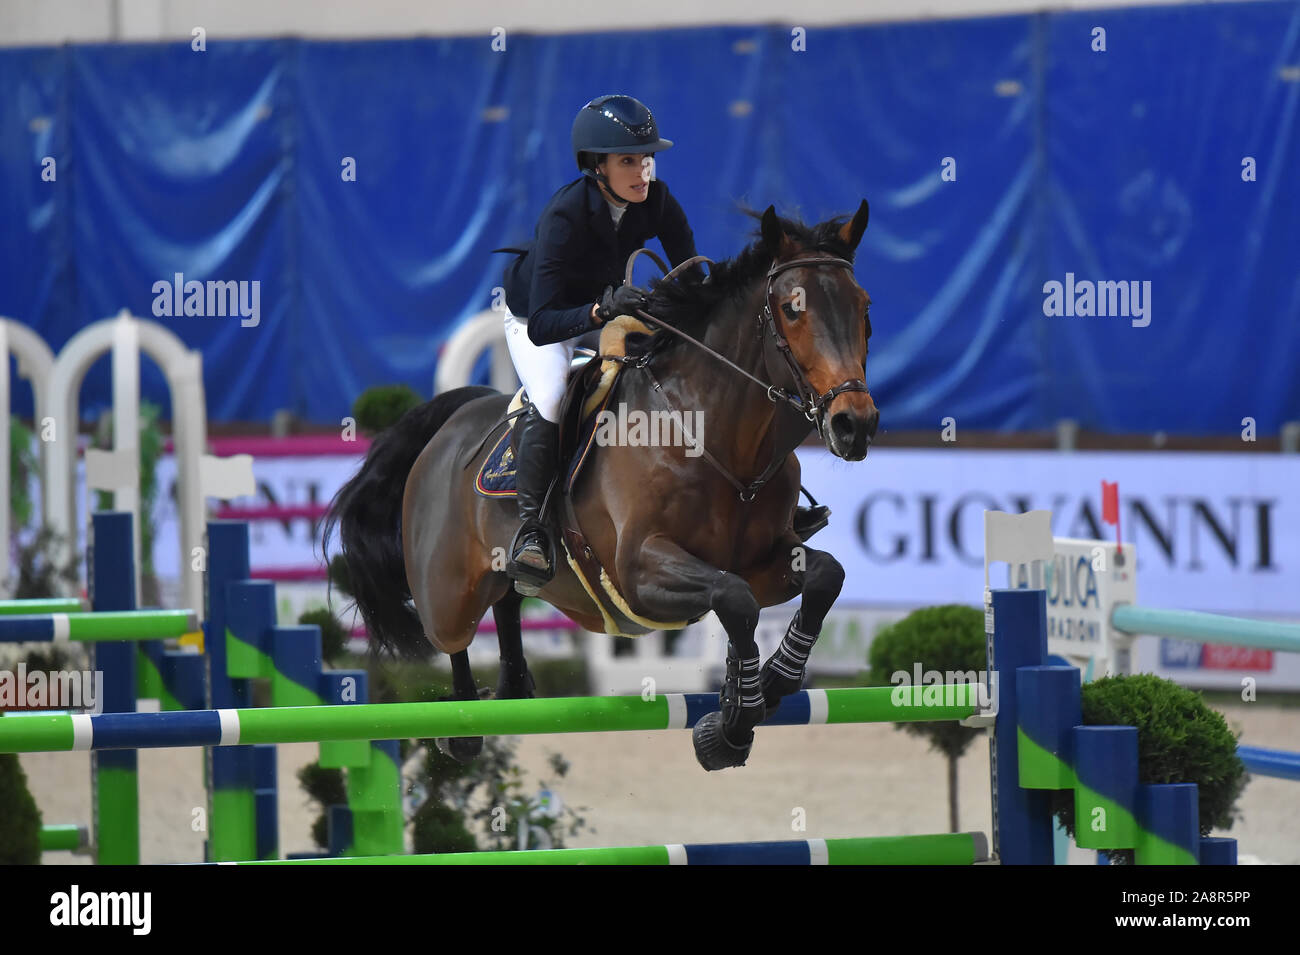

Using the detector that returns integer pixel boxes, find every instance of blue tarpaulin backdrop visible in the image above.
[1,3,1297,432]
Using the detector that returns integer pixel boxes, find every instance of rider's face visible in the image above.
[598,153,654,204]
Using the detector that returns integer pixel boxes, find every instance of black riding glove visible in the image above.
[595,285,650,325]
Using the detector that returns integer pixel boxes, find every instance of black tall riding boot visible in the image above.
[507,406,560,593]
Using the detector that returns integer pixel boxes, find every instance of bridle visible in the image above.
[606,248,871,501]
[757,255,871,436]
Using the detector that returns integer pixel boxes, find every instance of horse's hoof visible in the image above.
[692,712,753,771]
[436,735,484,763]
[513,580,542,597]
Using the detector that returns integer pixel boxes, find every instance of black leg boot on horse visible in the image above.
[507,404,560,596]
[760,547,845,714]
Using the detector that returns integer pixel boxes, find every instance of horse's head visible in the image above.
[759,201,879,461]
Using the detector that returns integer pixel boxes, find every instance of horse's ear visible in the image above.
[760,205,787,256]
[838,199,870,250]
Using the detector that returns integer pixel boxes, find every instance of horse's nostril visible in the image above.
[831,412,856,443]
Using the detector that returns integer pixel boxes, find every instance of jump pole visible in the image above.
[40,823,91,853]
[0,598,84,615]
[0,610,198,643]
[1111,604,1300,655]
[224,833,990,866]
[0,684,983,753]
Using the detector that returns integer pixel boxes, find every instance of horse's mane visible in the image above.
[644,207,858,349]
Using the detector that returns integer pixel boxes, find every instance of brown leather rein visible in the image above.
[602,248,868,501]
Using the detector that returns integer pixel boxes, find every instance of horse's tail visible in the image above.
[322,386,498,658]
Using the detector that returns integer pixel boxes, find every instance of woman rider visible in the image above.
[500,94,829,592]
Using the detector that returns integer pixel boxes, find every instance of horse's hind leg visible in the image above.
[492,588,536,700]
[417,533,503,763]
[435,650,486,763]
[433,587,533,763]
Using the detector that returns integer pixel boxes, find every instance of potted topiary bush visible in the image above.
[866,604,987,833]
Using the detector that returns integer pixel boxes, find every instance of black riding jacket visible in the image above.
[501,175,698,345]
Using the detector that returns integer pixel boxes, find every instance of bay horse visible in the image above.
[324,203,879,771]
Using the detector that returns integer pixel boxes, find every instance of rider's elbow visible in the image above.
[526,314,553,346]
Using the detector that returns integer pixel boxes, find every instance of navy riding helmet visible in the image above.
[571,94,674,171]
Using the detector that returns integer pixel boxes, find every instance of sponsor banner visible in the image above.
[151,455,354,578]
[1136,635,1300,692]
[1161,641,1275,673]
[797,447,1300,616]
[1005,538,1137,680]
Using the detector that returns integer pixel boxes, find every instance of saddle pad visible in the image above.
[473,385,617,499]
[474,429,519,497]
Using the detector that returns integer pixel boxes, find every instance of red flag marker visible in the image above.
[1101,480,1121,556]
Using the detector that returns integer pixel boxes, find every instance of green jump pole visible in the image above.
[0,598,84,615]
[40,823,90,852]
[0,685,985,754]
[225,833,988,866]
[0,609,198,644]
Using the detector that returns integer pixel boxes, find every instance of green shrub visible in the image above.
[9,416,37,528]
[866,604,987,759]
[352,386,424,436]
[298,608,349,665]
[411,741,587,855]
[1053,673,1247,864]
[865,604,987,832]
[9,526,80,600]
[296,649,593,856]
[297,762,349,850]
[0,755,42,864]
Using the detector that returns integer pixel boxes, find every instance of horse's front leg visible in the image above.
[621,533,767,771]
[743,534,846,715]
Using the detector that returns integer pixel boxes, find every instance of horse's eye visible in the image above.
[782,302,801,321]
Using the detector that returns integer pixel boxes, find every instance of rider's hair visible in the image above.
[579,151,641,172]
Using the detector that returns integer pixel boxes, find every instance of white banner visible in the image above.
[798,447,1300,616]
[151,455,359,577]
[137,446,1300,619]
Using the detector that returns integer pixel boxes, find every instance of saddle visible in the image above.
[473,315,690,635]
[473,315,656,498]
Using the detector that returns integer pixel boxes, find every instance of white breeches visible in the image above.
[503,310,575,423]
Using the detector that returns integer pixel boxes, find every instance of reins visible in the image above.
[597,248,867,500]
